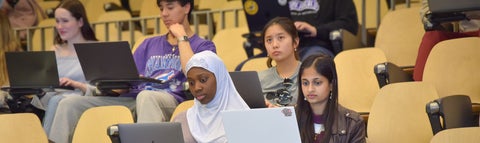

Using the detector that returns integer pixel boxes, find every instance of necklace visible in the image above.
[166,33,178,52]
[171,45,177,52]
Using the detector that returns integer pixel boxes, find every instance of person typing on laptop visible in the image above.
[296,54,366,143]
[47,0,215,142]
[289,0,358,60]
[171,51,250,143]
[258,17,301,107]
[39,1,103,142]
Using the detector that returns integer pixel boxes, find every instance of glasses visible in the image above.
[266,78,294,106]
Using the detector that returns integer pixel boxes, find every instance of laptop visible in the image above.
[229,71,267,108]
[115,122,184,143]
[74,41,164,89]
[428,0,480,13]
[242,0,292,33]
[3,51,72,94]
[222,106,301,143]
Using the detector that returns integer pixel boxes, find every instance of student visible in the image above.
[1,0,46,40]
[47,0,215,142]
[172,51,250,143]
[288,0,358,59]
[258,17,301,107]
[0,12,22,109]
[296,54,366,143]
[134,0,216,123]
[39,0,98,139]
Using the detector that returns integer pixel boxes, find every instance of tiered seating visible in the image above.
[0,113,49,143]
[212,26,249,71]
[367,82,438,143]
[72,106,134,143]
[422,37,480,103]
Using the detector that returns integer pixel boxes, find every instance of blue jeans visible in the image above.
[298,45,334,61]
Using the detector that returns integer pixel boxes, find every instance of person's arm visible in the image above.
[314,0,359,41]
[169,23,194,73]
[348,115,367,143]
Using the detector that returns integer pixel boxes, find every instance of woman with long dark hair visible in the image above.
[296,54,366,143]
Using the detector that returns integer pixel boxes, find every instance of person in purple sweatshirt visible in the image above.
[46,0,215,142]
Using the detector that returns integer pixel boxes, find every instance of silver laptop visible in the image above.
[117,122,184,143]
[229,71,267,108]
[221,107,301,143]
[428,0,480,13]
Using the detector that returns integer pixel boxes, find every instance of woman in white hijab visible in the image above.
[172,50,250,143]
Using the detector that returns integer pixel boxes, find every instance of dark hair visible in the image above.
[157,0,194,20]
[54,0,97,44]
[296,54,338,143]
[261,17,299,67]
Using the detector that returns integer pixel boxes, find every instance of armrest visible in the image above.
[330,28,363,55]
[373,62,414,88]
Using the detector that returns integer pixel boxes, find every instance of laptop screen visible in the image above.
[229,71,267,108]
[5,51,60,88]
[242,0,291,33]
[222,107,301,143]
[74,41,139,83]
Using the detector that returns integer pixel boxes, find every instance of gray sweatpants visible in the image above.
[135,90,178,123]
[47,96,135,143]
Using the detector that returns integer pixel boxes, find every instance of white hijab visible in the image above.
[186,51,250,143]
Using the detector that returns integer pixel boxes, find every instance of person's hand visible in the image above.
[169,23,187,40]
[59,77,79,88]
[59,77,86,91]
[294,21,317,37]
[265,99,279,108]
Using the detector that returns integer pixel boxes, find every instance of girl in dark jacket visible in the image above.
[296,54,366,143]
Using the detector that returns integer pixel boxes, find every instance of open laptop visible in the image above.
[115,122,184,143]
[222,106,301,143]
[242,0,291,33]
[3,51,72,94]
[74,41,164,89]
[428,0,480,13]
[229,71,267,108]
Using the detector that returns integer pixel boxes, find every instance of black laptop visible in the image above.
[242,0,292,33]
[229,71,267,108]
[73,41,164,89]
[3,51,66,94]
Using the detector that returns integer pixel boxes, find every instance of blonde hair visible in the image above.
[0,13,23,86]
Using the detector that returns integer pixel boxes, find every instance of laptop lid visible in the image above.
[229,71,267,108]
[5,51,60,89]
[428,0,480,13]
[74,41,139,83]
[117,122,184,143]
[242,0,291,33]
[222,107,301,143]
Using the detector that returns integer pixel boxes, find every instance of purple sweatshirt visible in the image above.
[126,34,216,103]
